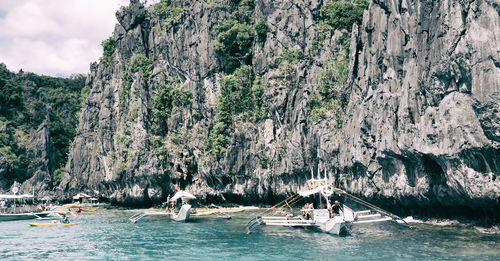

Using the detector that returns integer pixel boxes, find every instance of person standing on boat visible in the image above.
[332,201,342,216]
[165,194,171,212]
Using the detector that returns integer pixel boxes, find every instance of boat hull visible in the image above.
[315,216,347,236]
[0,212,50,221]
[171,204,191,222]
[325,220,347,236]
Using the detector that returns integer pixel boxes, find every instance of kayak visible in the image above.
[29,223,78,227]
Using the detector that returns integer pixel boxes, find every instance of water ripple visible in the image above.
[0,210,498,260]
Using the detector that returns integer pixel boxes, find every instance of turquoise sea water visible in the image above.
[1,209,498,260]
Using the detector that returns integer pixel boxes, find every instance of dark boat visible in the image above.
[0,211,51,221]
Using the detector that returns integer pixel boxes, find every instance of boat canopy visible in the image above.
[170,191,196,201]
[298,186,325,197]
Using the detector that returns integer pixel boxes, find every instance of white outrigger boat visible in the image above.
[129,191,195,223]
[0,184,53,221]
[247,174,408,236]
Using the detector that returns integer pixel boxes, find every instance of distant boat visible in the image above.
[0,190,51,221]
[0,212,51,221]
[129,190,196,223]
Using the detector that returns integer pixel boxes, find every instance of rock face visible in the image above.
[59,0,499,218]
[339,0,500,215]
[20,122,55,197]
[0,154,13,190]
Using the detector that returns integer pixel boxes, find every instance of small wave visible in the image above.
[400,216,423,223]
[474,225,500,234]
[422,219,462,226]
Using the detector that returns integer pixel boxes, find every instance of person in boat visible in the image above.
[165,194,171,212]
[170,200,176,214]
[332,200,342,216]
[61,215,70,224]
[303,203,309,219]
[303,203,313,220]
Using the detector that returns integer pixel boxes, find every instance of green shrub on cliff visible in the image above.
[250,77,268,122]
[207,66,268,155]
[207,122,228,156]
[153,0,171,16]
[115,161,127,175]
[274,47,303,82]
[234,0,255,22]
[214,17,254,73]
[80,87,90,105]
[100,37,116,66]
[213,0,255,73]
[319,0,369,32]
[339,34,351,55]
[219,65,253,116]
[217,65,267,123]
[153,0,184,28]
[318,59,348,100]
[309,59,347,125]
[52,168,66,184]
[130,54,153,78]
[152,82,192,135]
[254,20,268,47]
[120,70,132,110]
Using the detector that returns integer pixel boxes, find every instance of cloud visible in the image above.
[0,0,129,76]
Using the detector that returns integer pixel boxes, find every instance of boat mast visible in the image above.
[318,166,321,208]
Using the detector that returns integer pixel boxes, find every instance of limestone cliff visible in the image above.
[339,0,499,217]
[58,0,499,219]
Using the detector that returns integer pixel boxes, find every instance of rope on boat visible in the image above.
[282,194,304,209]
[258,193,302,217]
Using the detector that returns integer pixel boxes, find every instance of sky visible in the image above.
[0,0,130,77]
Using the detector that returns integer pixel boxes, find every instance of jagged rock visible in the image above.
[0,154,12,190]
[20,122,55,194]
[116,0,145,31]
[57,0,499,220]
[339,0,500,212]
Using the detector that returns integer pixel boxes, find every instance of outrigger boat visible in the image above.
[246,173,409,236]
[0,186,52,221]
[129,191,195,223]
[0,212,51,221]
